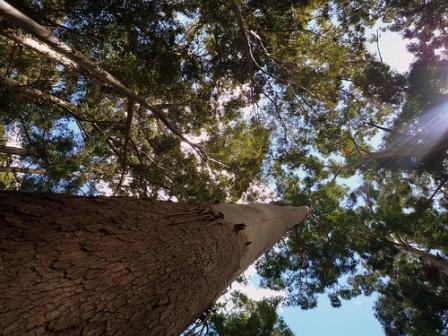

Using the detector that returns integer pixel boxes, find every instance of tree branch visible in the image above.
[367,121,401,134]
[0,144,27,156]
[0,1,206,159]
[229,0,256,76]
[0,166,46,174]
[0,75,126,163]
[376,30,384,64]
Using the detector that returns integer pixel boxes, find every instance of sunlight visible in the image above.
[385,101,448,164]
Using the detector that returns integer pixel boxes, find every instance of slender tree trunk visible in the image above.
[404,245,448,279]
[0,191,308,336]
[392,237,448,279]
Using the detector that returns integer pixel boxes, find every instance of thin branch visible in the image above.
[376,30,384,64]
[1,75,125,162]
[346,126,370,156]
[367,121,401,134]
[429,178,447,201]
[3,38,16,76]
[1,75,79,117]
[261,90,288,143]
[0,166,45,174]
[229,0,255,76]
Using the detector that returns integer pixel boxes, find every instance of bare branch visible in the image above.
[367,121,401,134]
[429,178,447,201]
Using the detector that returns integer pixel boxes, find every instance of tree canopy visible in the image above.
[210,292,293,336]
[0,0,447,335]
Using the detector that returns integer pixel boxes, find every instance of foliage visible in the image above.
[1,0,448,335]
[209,292,294,336]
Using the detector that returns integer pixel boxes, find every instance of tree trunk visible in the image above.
[0,191,308,336]
[392,237,448,280]
[404,245,448,280]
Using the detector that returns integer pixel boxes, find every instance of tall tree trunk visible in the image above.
[0,191,308,336]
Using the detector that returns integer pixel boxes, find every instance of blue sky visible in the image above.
[230,26,415,336]
[282,293,382,336]
[283,28,413,336]
[283,27,413,336]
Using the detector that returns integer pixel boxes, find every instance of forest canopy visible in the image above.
[0,0,447,335]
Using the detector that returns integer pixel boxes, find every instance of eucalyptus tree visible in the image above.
[1,190,309,335]
[1,0,447,335]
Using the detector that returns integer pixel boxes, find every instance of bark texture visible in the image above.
[0,191,247,336]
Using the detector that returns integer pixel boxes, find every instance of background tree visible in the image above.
[254,1,448,335]
[209,292,293,336]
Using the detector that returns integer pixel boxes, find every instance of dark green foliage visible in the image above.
[375,262,448,336]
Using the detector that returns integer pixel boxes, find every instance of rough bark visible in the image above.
[0,191,308,336]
